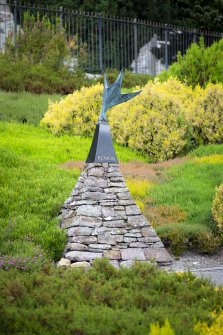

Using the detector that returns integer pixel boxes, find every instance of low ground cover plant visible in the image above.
[0,260,223,335]
[212,183,223,234]
[42,78,223,162]
[146,145,223,254]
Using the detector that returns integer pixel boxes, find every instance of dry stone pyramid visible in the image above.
[59,162,172,268]
[58,71,172,268]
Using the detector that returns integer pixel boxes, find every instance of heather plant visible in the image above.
[0,255,45,272]
[212,183,223,232]
[0,260,223,335]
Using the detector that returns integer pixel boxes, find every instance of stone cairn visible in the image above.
[58,162,172,269]
[58,71,172,269]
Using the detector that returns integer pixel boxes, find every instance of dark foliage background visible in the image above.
[29,0,223,32]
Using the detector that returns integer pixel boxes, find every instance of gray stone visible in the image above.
[89,244,111,250]
[86,163,102,169]
[117,192,132,199]
[149,242,165,248]
[70,261,91,268]
[83,187,102,192]
[121,248,146,261]
[102,206,115,218]
[68,216,102,228]
[118,200,135,205]
[120,260,135,268]
[127,215,148,228]
[72,236,97,244]
[104,187,128,194]
[137,237,161,243]
[66,251,102,261]
[109,260,120,269]
[57,258,71,267]
[110,177,124,182]
[82,192,107,201]
[141,227,157,237]
[75,181,84,189]
[126,205,141,215]
[103,249,121,259]
[84,177,107,188]
[98,233,116,245]
[60,212,75,228]
[144,248,172,264]
[107,172,123,178]
[114,206,125,211]
[124,237,137,243]
[92,227,109,235]
[68,243,88,251]
[108,166,119,173]
[114,211,126,218]
[129,242,148,248]
[103,194,117,200]
[88,167,104,177]
[63,197,73,205]
[108,182,126,188]
[104,220,126,228]
[71,189,80,196]
[67,227,92,237]
[76,205,101,217]
[70,200,97,207]
[124,232,142,238]
[109,228,126,235]
[100,201,118,206]
[113,235,124,242]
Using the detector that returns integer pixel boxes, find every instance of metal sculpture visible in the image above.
[98,70,141,122]
[86,70,141,163]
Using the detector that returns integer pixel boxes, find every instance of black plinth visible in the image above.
[86,122,118,163]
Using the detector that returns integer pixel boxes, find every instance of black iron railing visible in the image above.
[0,1,222,74]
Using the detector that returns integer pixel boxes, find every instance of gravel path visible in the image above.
[165,248,223,285]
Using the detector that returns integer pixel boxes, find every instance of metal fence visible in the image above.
[1,0,223,75]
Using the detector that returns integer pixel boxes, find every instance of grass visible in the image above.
[0,90,61,125]
[0,122,147,261]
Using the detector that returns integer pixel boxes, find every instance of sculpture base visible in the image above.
[86,122,118,163]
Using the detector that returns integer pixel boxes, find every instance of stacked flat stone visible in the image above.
[58,163,172,268]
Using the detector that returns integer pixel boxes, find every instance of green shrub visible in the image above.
[212,184,223,232]
[0,260,223,335]
[97,69,153,88]
[158,37,223,87]
[0,13,95,94]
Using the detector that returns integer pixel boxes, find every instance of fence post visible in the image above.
[98,15,103,72]
[59,6,63,32]
[134,18,138,73]
[14,0,17,46]
[164,24,168,70]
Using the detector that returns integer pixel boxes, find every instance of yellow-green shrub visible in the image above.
[110,78,192,161]
[212,183,223,231]
[41,78,223,161]
[149,319,175,335]
[41,83,103,135]
[185,83,223,146]
[195,310,223,335]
